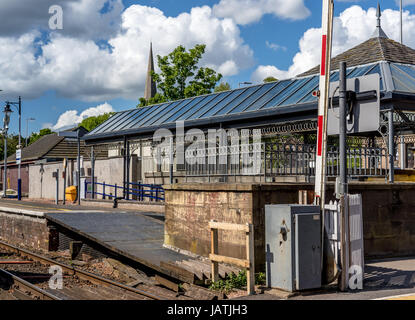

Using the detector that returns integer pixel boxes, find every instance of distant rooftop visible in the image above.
[298,37,415,77]
[299,3,415,77]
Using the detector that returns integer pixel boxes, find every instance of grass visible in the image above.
[209,271,266,294]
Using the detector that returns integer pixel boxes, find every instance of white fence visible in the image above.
[324,194,364,287]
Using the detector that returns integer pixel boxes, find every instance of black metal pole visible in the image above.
[123,136,127,199]
[3,130,7,197]
[55,169,59,205]
[388,109,395,183]
[169,136,174,184]
[126,140,130,200]
[339,62,348,195]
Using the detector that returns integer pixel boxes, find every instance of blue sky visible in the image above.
[0,0,413,136]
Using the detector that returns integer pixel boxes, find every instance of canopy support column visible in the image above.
[388,109,395,183]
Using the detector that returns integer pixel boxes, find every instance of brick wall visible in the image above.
[335,183,415,259]
[164,182,415,271]
[0,163,30,194]
[164,183,305,270]
[0,211,51,251]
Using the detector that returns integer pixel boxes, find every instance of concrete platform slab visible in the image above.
[44,210,192,281]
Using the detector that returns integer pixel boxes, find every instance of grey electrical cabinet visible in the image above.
[265,204,321,292]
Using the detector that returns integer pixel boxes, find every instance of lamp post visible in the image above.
[2,104,13,197]
[239,82,252,87]
[26,117,35,147]
[6,97,22,200]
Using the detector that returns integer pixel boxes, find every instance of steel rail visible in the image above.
[0,240,164,300]
[0,268,61,300]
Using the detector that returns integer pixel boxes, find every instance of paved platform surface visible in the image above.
[45,210,188,273]
[236,257,415,300]
[0,199,193,281]
[0,198,158,213]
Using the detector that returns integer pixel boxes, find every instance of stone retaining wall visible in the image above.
[164,183,415,271]
[0,207,53,252]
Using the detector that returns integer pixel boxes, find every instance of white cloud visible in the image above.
[252,5,415,81]
[213,0,310,25]
[52,102,114,130]
[41,123,53,129]
[0,4,254,102]
[397,0,415,6]
[251,65,287,83]
[265,41,286,52]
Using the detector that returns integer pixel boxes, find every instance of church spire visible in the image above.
[372,2,388,39]
[144,42,157,101]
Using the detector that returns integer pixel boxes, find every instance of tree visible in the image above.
[138,93,167,108]
[263,76,278,83]
[214,82,231,93]
[138,44,222,107]
[0,134,20,158]
[28,128,54,146]
[78,113,115,132]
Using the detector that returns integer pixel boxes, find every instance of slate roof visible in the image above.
[3,127,107,164]
[4,132,107,165]
[299,37,415,77]
[7,133,63,163]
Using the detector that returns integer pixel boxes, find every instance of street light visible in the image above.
[239,82,252,87]
[6,97,22,200]
[26,117,35,147]
[3,103,13,198]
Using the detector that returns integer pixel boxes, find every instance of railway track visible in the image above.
[0,240,173,300]
[0,267,61,300]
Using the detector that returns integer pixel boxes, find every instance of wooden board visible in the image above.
[209,254,250,269]
[209,221,249,232]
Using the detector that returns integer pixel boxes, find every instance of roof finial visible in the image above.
[376,2,381,29]
[372,2,388,39]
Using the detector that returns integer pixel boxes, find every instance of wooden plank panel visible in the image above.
[211,228,219,283]
[160,261,196,284]
[155,274,179,292]
[209,221,249,232]
[178,260,204,281]
[183,260,211,279]
[246,224,255,295]
[209,254,250,269]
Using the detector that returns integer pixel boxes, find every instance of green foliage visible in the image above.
[28,128,54,146]
[255,272,266,285]
[214,82,231,93]
[263,76,278,83]
[0,134,20,158]
[137,44,222,107]
[209,271,266,294]
[138,93,167,107]
[78,113,115,132]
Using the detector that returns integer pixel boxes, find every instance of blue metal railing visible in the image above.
[85,181,165,202]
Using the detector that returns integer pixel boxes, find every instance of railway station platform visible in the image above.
[0,199,238,285]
